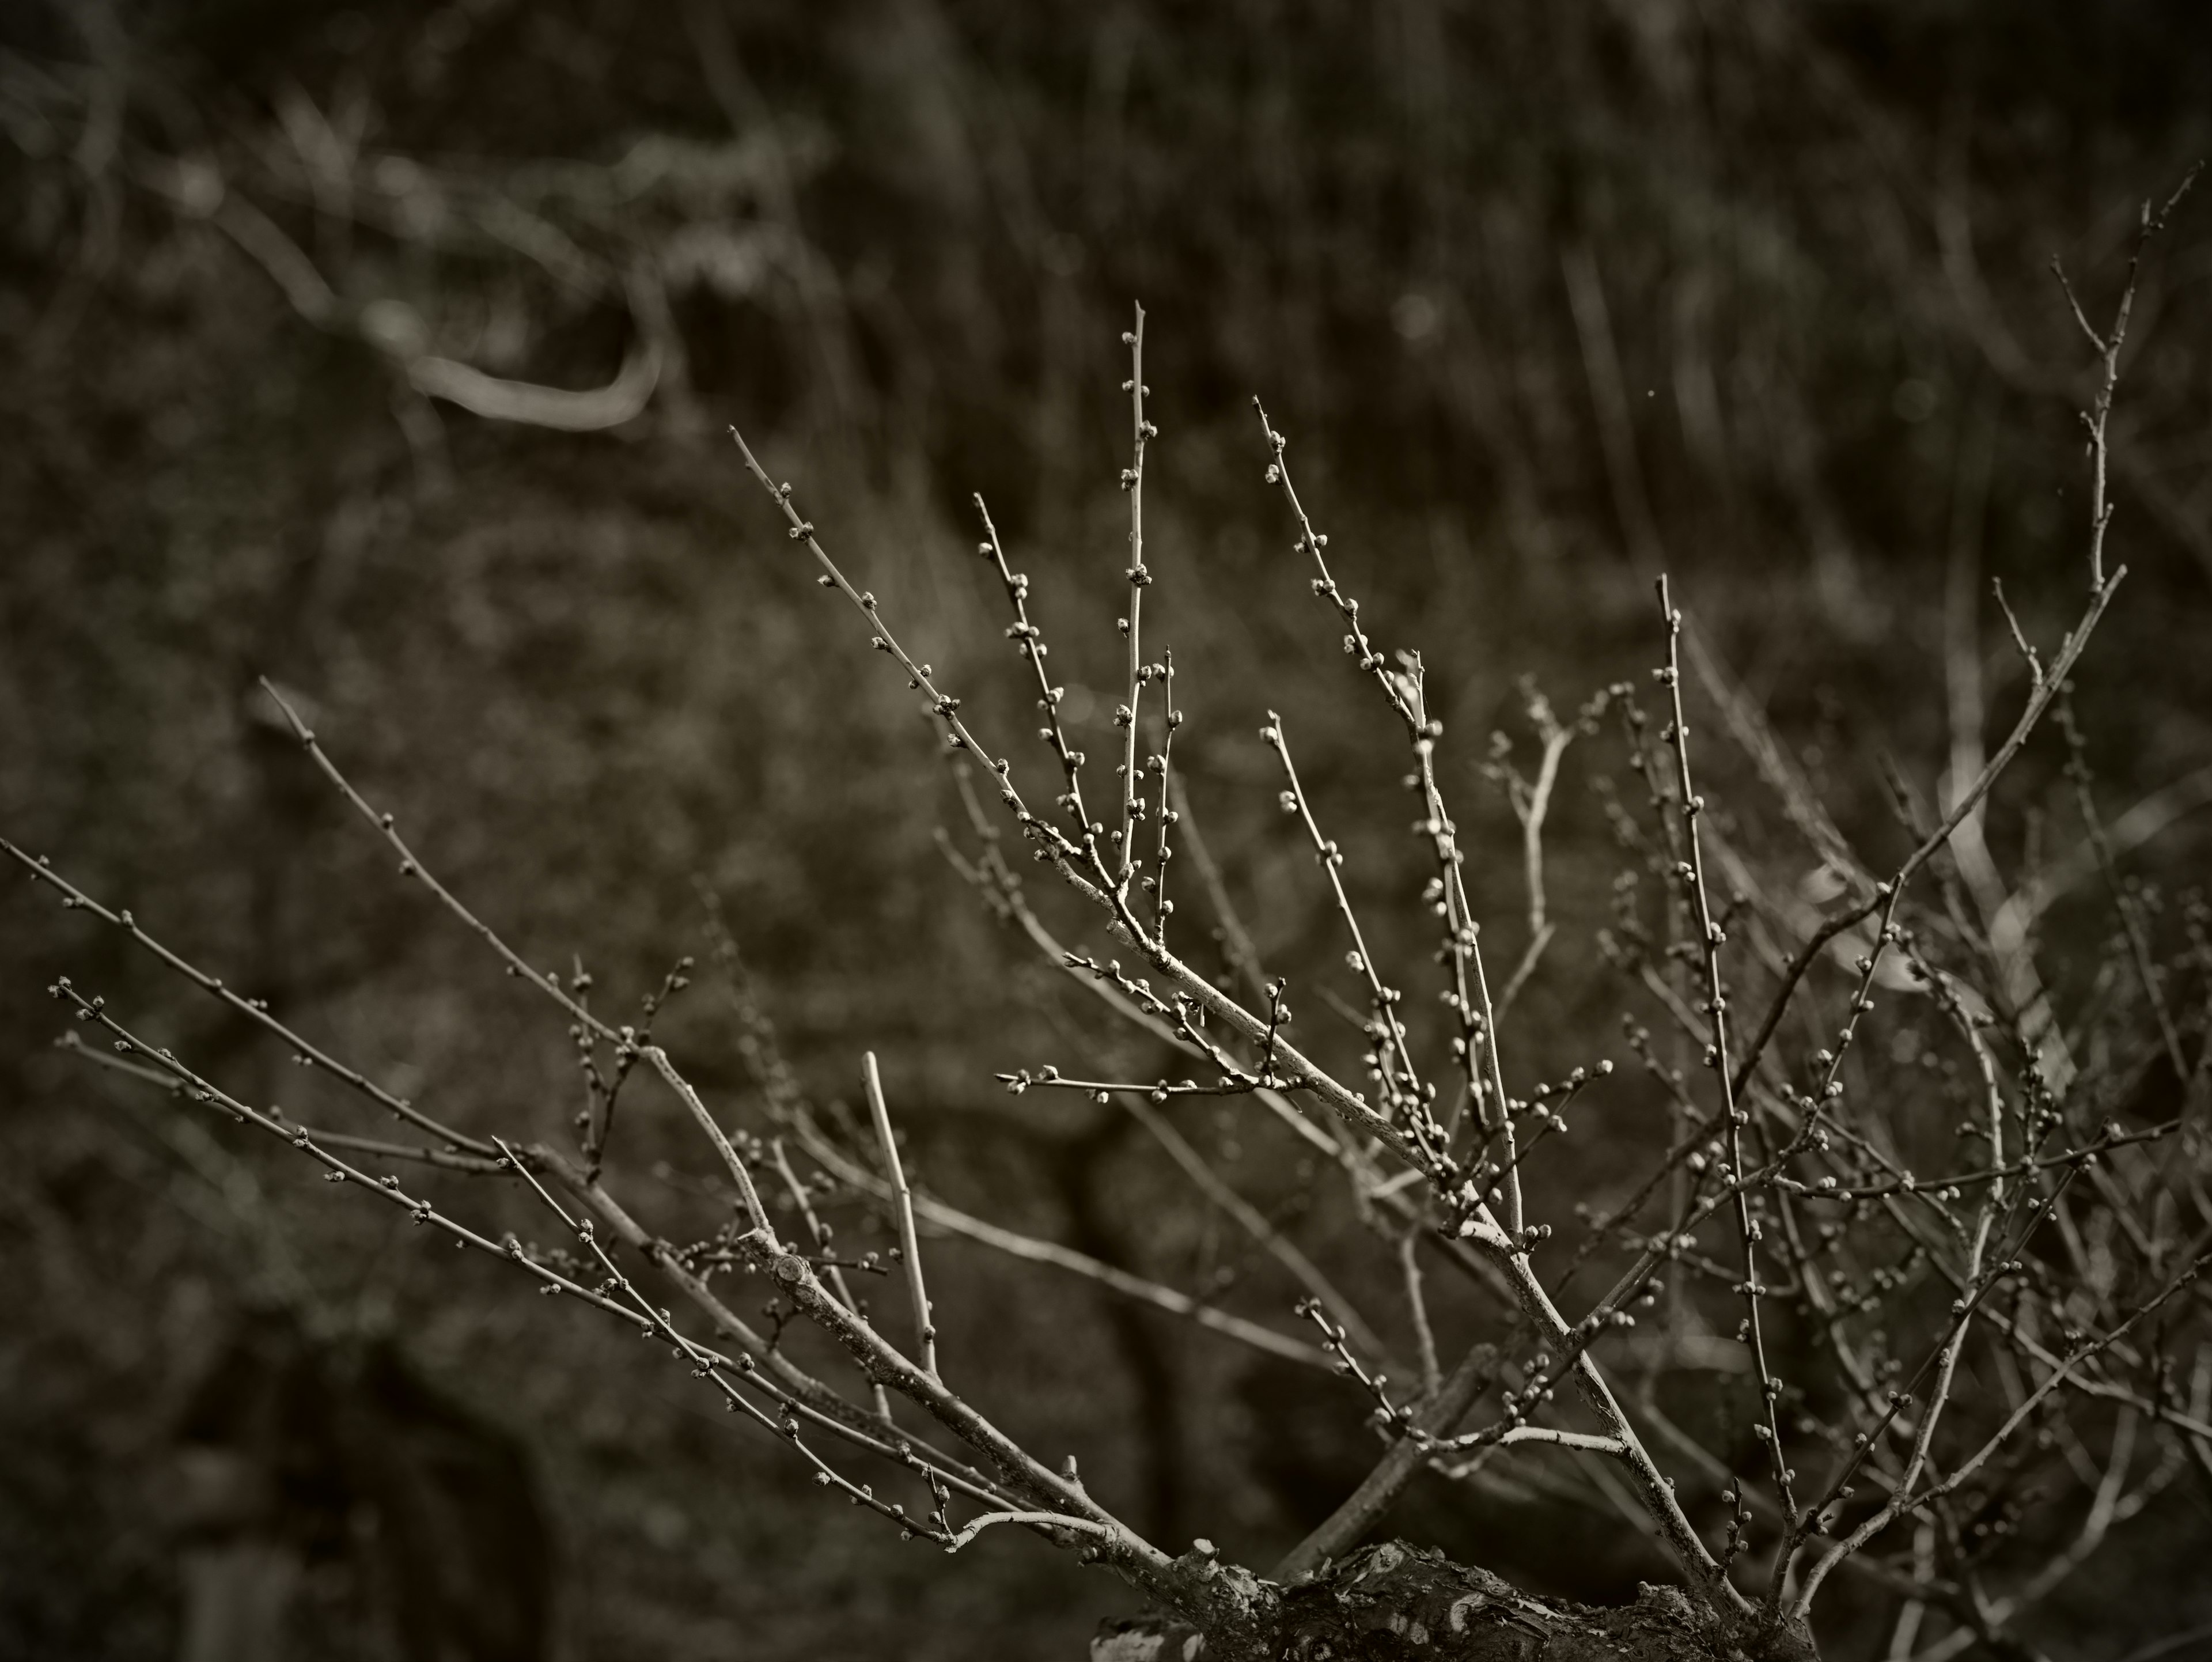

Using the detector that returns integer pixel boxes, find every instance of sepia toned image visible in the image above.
[4,4,2211,1659]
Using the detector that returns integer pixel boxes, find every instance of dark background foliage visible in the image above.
[3,2,2210,1657]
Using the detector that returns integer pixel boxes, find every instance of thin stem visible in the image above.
[1120,1090,1393,1366]
[1793,1231,2212,1618]
[726,429,1107,896]
[643,1045,775,1238]
[865,1050,937,1380]
[1656,575,1794,1528]
[2058,696,2191,1089]
[257,680,622,1043]
[1164,771,1270,1006]
[772,1137,895,1422]
[493,1136,956,1542]
[1495,688,1575,1014]
[1271,1339,1502,1584]
[1399,1231,1443,1398]
[1252,403,1513,1218]
[973,492,1102,845]
[1146,650,1180,937]
[2052,165,2201,590]
[1116,302,1153,885]
[800,1118,1330,1369]
[6,838,493,1154]
[1263,714,1448,1163]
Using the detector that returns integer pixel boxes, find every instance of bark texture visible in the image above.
[1092,1542,1819,1662]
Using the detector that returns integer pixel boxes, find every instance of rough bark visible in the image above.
[1092,1542,1818,1662]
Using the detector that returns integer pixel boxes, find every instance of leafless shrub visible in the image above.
[13,179,2211,1661]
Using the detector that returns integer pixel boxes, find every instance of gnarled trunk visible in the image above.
[1092,1543,1818,1661]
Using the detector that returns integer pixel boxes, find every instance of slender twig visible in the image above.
[643,1045,775,1237]
[973,492,1100,841]
[865,1050,937,1380]
[1115,303,1154,886]
[584,956,692,1176]
[5,837,493,1154]
[1655,576,1794,1527]
[727,429,1106,897]
[771,1136,895,1422]
[1146,652,1180,937]
[256,680,624,1042]
[54,1029,505,1172]
[1399,1230,1442,1398]
[2058,695,2191,1089]
[1166,773,1269,1005]
[492,1135,956,1542]
[1273,1338,1501,1583]
[2051,164,2200,590]
[1263,714,1448,1163]
[944,1509,1124,1555]
[1488,681,1580,1016]
[1119,1090,1393,1366]
[799,1119,1331,1371]
[1793,1232,2212,1618]
[1252,404,1510,1218]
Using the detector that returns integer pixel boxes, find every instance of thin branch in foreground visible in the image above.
[4,836,492,1154]
[798,1121,1331,1371]
[771,1136,895,1424]
[1115,302,1154,885]
[1145,650,1181,938]
[865,1050,938,1381]
[2051,162,2200,590]
[491,1135,951,1543]
[1654,574,1795,1529]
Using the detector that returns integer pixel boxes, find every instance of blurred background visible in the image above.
[4,2,2211,1658]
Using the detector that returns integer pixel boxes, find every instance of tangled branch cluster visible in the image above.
[13,178,2211,1661]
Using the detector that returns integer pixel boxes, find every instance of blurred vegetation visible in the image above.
[3,2,2210,1657]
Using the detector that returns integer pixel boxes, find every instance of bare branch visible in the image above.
[799,1121,1332,1372]
[863,1051,938,1381]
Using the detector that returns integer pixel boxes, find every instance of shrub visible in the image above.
[14,183,2209,1662]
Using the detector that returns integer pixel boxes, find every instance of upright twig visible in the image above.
[865,1050,937,1381]
[771,1137,896,1423]
[1654,577,1795,1531]
[1145,650,1180,937]
[643,1044,777,1239]
[2057,695,2191,1091]
[1115,303,1156,887]
[2051,164,2200,590]
[1251,403,1516,1224]
[974,492,1100,842]
[1164,771,1271,1005]
[1263,713,1446,1163]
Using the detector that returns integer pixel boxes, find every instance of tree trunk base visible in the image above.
[1092,1542,1817,1661]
